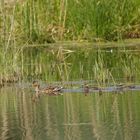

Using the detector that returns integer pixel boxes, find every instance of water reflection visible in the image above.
[16,46,140,83]
[0,86,140,140]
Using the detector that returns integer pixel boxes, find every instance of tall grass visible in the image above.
[0,0,140,44]
[0,0,140,82]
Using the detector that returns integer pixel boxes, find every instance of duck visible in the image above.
[32,81,40,92]
[83,84,89,96]
[42,85,63,95]
[32,81,63,96]
[32,81,42,100]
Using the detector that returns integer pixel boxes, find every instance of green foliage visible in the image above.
[0,0,140,43]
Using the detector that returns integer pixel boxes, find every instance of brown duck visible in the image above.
[32,81,63,96]
[32,81,42,100]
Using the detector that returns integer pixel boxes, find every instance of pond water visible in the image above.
[0,44,140,140]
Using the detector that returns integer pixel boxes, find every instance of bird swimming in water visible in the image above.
[84,84,89,96]
[32,81,63,96]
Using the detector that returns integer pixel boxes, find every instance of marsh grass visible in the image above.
[0,0,140,84]
[0,0,140,44]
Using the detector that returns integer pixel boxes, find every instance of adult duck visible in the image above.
[32,81,63,96]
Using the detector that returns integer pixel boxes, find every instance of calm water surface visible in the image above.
[0,85,140,140]
[1,45,140,140]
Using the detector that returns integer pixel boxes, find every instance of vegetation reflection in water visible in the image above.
[1,45,139,84]
[22,46,140,85]
[1,45,140,140]
[0,87,140,140]
[1,45,140,85]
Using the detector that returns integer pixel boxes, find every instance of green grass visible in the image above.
[0,0,140,44]
[0,0,140,82]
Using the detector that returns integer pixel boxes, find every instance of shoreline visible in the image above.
[13,38,140,49]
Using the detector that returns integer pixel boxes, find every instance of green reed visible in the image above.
[0,0,139,44]
[0,0,140,83]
